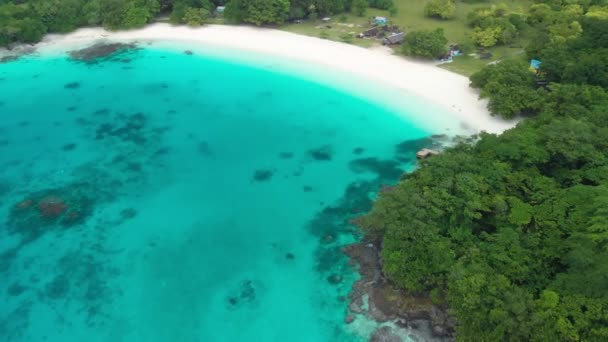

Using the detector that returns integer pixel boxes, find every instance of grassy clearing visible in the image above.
[279,14,379,48]
[277,0,533,75]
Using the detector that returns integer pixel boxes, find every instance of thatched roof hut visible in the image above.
[383,32,405,45]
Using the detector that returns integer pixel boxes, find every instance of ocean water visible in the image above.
[0,46,437,341]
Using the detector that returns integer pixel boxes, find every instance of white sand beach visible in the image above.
[5,23,516,134]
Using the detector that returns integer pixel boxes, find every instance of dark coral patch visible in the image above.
[45,274,70,299]
[7,283,27,297]
[69,42,138,63]
[95,112,148,145]
[253,169,274,182]
[94,108,110,116]
[198,141,212,156]
[279,152,294,159]
[349,158,404,180]
[120,208,137,220]
[64,82,80,89]
[126,162,142,173]
[62,143,77,151]
[308,146,333,161]
[8,185,96,242]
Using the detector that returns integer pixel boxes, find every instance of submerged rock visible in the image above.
[327,274,343,285]
[64,82,80,89]
[253,169,274,182]
[69,42,138,62]
[62,143,77,151]
[120,208,137,220]
[370,326,402,342]
[0,55,20,63]
[38,195,68,219]
[308,146,333,161]
[353,147,365,155]
[279,152,294,159]
[8,184,96,241]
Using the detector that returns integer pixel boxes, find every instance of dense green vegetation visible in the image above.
[0,0,225,45]
[424,0,455,20]
[361,9,608,340]
[1,0,397,45]
[402,28,447,58]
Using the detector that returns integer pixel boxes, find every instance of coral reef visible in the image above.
[308,145,333,161]
[69,42,138,63]
[7,184,96,242]
[253,169,274,182]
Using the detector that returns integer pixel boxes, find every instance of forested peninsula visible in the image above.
[361,16,608,342]
[2,0,608,341]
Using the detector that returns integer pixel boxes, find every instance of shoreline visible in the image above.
[1,23,516,135]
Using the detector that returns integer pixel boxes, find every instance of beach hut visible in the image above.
[216,6,225,14]
[383,32,405,45]
[358,27,380,38]
[374,16,388,25]
[416,148,440,159]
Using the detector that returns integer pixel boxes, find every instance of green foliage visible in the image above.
[183,6,209,26]
[245,0,289,25]
[424,0,455,20]
[340,32,353,43]
[364,15,608,340]
[225,0,289,25]
[368,0,393,10]
[388,4,397,17]
[470,60,545,118]
[353,0,367,16]
[586,6,608,20]
[467,5,518,47]
[169,0,213,25]
[0,3,47,45]
[402,28,448,59]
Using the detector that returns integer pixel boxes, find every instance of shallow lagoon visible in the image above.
[0,46,442,341]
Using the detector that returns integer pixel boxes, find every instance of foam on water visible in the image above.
[0,46,445,341]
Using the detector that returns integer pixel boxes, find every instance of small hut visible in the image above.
[358,27,380,38]
[216,6,225,14]
[416,148,440,159]
[383,32,405,45]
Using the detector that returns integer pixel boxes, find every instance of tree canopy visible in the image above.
[402,28,448,59]
[0,0,367,44]
[424,0,455,20]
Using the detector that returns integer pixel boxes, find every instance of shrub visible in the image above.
[424,0,456,20]
[402,28,448,59]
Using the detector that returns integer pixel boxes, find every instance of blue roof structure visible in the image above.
[374,16,388,25]
[530,59,542,70]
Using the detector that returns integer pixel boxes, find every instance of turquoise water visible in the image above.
[0,46,432,341]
